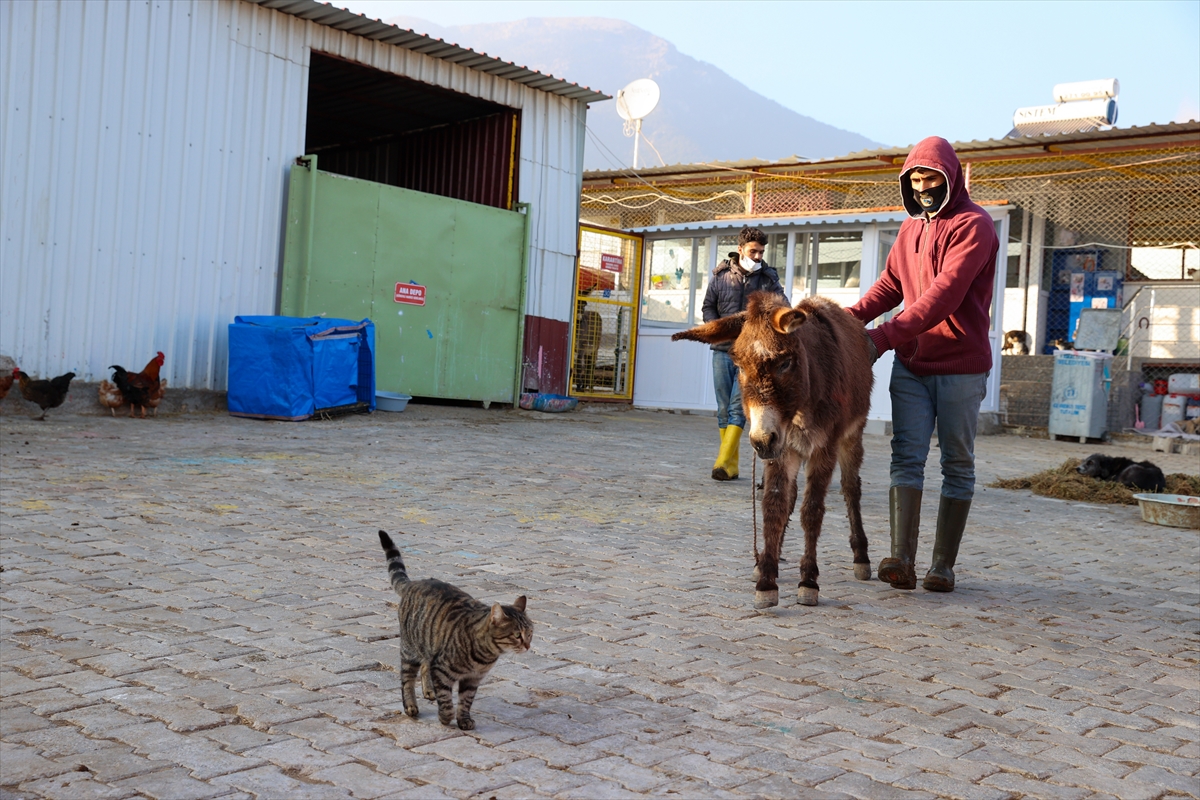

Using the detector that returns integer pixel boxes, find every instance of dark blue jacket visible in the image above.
[701,254,786,351]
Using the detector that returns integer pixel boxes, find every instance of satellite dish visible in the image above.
[615,79,660,170]
[616,79,660,122]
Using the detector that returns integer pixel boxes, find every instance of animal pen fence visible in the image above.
[581,123,1200,429]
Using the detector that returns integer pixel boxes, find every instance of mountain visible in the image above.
[384,16,883,170]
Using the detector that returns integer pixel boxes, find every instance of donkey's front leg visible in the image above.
[797,448,837,606]
[756,450,801,609]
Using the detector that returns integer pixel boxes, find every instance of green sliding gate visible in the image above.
[280,155,529,404]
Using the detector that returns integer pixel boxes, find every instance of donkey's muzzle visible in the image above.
[751,430,781,460]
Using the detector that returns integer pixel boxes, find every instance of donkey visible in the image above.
[673,292,874,608]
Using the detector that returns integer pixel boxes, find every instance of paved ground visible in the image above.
[1,404,1197,800]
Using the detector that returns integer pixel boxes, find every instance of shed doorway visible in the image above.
[305,52,520,208]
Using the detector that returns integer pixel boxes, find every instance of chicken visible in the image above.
[109,351,164,418]
[0,370,13,401]
[14,368,76,420]
[98,380,124,415]
[146,379,167,417]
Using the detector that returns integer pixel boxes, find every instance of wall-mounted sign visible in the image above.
[600,253,624,273]
[395,282,426,306]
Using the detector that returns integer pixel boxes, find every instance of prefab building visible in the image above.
[578,123,1200,430]
[1,0,607,401]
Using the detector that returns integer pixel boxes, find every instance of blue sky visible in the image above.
[335,0,1200,148]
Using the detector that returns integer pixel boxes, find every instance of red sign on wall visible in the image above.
[394,282,427,306]
[599,253,624,273]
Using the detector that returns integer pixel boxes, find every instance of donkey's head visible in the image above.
[672,292,813,460]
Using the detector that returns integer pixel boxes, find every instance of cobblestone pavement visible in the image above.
[2,405,1197,800]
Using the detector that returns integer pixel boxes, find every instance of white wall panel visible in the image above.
[1,0,308,388]
[1,0,588,388]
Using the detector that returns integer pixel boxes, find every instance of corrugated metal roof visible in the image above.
[584,120,1200,183]
[629,209,912,235]
[247,0,610,103]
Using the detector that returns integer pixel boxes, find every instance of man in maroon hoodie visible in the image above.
[848,136,998,593]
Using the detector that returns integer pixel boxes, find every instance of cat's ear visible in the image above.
[513,595,527,612]
[490,603,505,624]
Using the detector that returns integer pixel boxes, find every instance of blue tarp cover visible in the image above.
[228,316,375,420]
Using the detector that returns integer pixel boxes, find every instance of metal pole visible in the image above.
[633,119,641,170]
[511,202,532,406]
[1127,292,1136,373]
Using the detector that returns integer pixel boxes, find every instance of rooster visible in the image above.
[109,352,165,418]
[14,368,75,420]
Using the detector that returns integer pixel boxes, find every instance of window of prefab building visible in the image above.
[872,229,901,326]
[765,234,787,272]
[814,232,863,309]
[1005,211,1024,288]
[643,237,710,325]
[713,233,786,270]
[791,233,812,299]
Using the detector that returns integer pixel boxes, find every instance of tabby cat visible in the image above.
[377,530,533,730]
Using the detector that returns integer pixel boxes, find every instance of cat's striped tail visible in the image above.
[378,530,410,593]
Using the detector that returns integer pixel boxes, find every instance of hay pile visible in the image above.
[989,458,1200,505]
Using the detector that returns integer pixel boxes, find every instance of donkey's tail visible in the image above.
[378,530,410,594]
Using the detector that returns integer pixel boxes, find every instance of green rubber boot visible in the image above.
[923,495,971,592]
[878,486,921,590]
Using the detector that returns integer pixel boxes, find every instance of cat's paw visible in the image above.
[457,716,475,731]
[404,704,419,719]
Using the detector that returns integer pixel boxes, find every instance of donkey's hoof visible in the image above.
[853,563,872,581]
[797,587,819,606]
[754,590,779,609]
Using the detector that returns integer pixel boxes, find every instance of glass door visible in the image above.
[572,226,644,400]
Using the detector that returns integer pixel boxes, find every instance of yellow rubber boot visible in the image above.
[712,425,742,481]
[712,427,729,480]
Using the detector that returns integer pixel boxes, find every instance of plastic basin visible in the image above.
[1133,493,1200,529]
[375,392,412,412]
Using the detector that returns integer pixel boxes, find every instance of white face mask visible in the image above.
[740,255,762,273]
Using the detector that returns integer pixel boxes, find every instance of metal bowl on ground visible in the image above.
[375,392,412,412]
[1133,493,1200,529]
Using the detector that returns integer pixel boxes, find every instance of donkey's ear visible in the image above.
[771,307,809,335]
[672,312,746,345]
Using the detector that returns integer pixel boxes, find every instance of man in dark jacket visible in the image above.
[847,136,999,593]
[701,225,786,480]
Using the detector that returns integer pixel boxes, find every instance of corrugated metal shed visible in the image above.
[1,0,602,389]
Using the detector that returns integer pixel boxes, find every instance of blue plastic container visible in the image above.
[519,393,579,413]
[228,316,375,420]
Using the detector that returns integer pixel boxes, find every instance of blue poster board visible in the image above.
[1044,249,1122,352]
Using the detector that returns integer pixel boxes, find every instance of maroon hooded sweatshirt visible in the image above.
[849,137,998,376]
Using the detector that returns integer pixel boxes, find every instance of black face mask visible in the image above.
[915,182,948,214]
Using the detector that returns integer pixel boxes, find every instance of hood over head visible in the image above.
[899,136,967,218]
